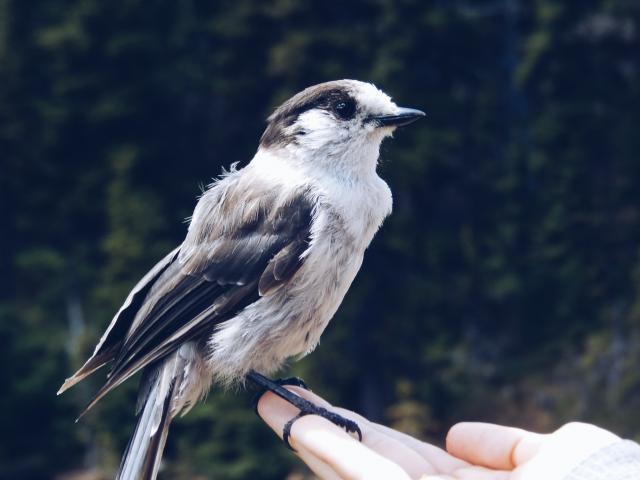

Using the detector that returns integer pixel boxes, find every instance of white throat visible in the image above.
[264,130,390,185]
[250,142,393,245]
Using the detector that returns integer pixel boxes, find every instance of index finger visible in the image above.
[258,389,412,479]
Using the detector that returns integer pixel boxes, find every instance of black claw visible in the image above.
[313,406,363,442]
[283,412,308,451]
[342,417,363,442]
[275,376,311,391]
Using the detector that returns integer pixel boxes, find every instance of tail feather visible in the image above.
[141,398,172,480]
[116,372,175,480]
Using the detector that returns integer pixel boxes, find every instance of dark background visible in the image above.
[2,0,640,478]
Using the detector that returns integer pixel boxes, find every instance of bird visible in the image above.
[58,79,425,480]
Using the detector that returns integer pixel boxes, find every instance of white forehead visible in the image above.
[345,80,398,114]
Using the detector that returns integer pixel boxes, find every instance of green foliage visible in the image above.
[2,0,640,478]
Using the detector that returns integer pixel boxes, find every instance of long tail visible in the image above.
[116,364,178,480]
[115,343,204,480]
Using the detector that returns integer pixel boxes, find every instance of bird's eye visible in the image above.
[332,99,356,120]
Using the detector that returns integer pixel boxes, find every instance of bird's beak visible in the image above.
[371,107,426,128]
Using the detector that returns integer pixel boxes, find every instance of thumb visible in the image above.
[446,422,544,470]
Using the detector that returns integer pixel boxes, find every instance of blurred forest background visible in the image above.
[2,0,640,479]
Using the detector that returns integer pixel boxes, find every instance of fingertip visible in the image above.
[445,422,536,470]
[445,422,476,453]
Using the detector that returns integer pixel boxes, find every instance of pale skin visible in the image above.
[257,387,620,480]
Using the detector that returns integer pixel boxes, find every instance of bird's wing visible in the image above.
[76,180,314,415]
[57,247,181,394]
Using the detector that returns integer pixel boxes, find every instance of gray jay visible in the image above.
[58,79,424,479]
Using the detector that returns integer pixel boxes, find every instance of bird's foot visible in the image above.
[251,376,310,415]
[282,403,362,451]
[247,370,362,450]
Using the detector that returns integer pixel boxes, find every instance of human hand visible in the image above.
[257,387,620,480]
[444,420,619,480]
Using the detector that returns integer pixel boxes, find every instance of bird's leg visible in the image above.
[251,375,310,416]
[251,375,309,414]
[247,370,362,450]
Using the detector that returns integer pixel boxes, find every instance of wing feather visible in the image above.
[71,178,314,414]
[57,247,180,395]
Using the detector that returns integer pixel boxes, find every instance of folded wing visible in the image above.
[59,179,314,417]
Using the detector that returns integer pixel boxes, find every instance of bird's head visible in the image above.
[259,80,424,177]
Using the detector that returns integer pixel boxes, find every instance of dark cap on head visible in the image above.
[259,80,424,149]
[260,80,357,148]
